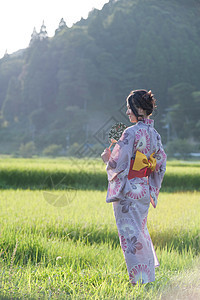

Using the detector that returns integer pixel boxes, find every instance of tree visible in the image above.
[167,83,195,139]
[19,141,36,157]
[42,144,63,156]
[1,76,22,123]
[29,27,39,46]
[55,18,67,35]
[39,21,48,40]
[1,0,200,155]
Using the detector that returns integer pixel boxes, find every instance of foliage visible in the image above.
[0,0,200,153]
[42,144,63,156]
[18,141,36,158]
[166,138,197,159]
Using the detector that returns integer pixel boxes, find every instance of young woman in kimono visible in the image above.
[101,90,167,285]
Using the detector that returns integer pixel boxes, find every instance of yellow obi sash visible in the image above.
[128,151,156,179]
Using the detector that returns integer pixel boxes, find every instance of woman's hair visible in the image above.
[127,89,156,119]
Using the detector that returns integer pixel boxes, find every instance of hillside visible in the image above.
[0,0,200,156]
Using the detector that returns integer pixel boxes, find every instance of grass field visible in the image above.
[0,158,200,299]
[0,157,199,191]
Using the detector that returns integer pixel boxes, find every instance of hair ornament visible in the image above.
[143,90,154,102]
[127,88,157,117]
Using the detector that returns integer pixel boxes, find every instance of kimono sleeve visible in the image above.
[149,133,167,208]
[105,128,135,203]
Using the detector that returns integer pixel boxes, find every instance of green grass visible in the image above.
[0,189,200,299]
[0,157,106,190]
[0,158,200,299]
[0,157,199,191]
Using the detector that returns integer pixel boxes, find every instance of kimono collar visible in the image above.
[138,118,154,127]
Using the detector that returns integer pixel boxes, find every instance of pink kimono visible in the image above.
[104,119,167,284]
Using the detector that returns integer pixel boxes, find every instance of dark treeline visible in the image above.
[0,0,200,157]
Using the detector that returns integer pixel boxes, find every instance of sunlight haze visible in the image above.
[0,0,109,58]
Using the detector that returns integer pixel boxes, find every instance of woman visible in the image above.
[101,89,167,285]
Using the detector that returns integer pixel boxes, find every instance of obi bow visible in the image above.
[128,151,156,180]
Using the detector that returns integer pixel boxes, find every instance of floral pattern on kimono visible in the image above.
[149,132,167,207]
[103,118,167,285]
[105,127,135,202]
[105,119,167,207]
[142,216,151,243]
[129,264,151,284]
[134,128,151,155]
[126,236,143,255]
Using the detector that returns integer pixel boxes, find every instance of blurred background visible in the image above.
[0,0,200,159]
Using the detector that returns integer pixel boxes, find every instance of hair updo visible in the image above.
[127,89,156,119]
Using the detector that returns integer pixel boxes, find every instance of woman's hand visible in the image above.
[101,148,111,163]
